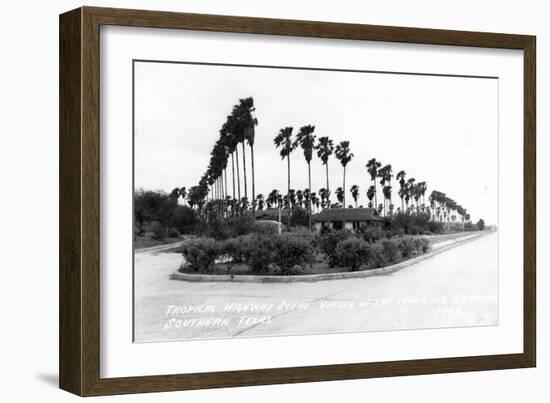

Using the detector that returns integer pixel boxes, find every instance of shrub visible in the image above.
[272,234,315,275]
[395,236,430,257]
[359,227,384,243]
[370,243,388,268]
[397,237,416,258]
[476,219,485,231]
[319,224,333,235]
[204,217,232,240]
[180,238,221,273]
[171,205,198,234]
[334,237,372,271]
[220,237,245,273]
[317,230,352,267]
[134,189,178,234]
[167,227,180,238]
[150,221,166,240]
[381,239,400,263]
[413,237,431,253]
[227,214,256,236]
[390,212,433,235]
[204,214,257,240]
[240,234,277,273]
[253,220,280,235]
[290,207,309,227]
[427,220,444,234]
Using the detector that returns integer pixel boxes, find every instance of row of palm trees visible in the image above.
[274,125,354,229]
[173,182,470,226]
[182,97,258,215]
[429,190,470,225]
[176,96,472,227]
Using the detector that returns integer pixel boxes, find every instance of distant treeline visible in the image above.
[134,189,486,241]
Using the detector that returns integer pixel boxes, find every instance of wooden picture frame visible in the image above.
[59,6,536,396]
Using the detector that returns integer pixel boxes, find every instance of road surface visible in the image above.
[134,232,498,342]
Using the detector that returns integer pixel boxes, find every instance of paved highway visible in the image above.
[134,232,498,342]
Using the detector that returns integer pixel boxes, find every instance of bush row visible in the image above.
[181,230,430,275]
[181,233,315,275]
[316,230,430,271]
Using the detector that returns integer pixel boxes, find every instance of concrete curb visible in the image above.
[136,240,186,254]
[170,231,494,283]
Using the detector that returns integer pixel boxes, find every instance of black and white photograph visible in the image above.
[133,59,499,343]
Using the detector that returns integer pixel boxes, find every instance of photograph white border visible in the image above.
[100,25,524,378]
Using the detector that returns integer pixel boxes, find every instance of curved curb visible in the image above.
[135,240,186,253]
[170,231,493,283]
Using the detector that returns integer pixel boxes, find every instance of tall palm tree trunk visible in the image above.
[235,148,241,214]
[242,143,248,205]
[325,162,330,205]
[287,155,291,229]
[231,153,236,216]
[251,145,256,214]
[388,179,392,215]
[216,177,220,217]
[342,166,347,229]
[223,173,226,216]
[343,166,347,209]
[287,156,291,196]
[231,153,236,199]
[224,168,228,217]
[308,162,312,230]
[373,180,377,210]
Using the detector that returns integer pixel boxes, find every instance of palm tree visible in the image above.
[303,189,311,212]
[311,192,320,213]
[274,127,296,199]
[255,194,265,211]
[236,97,259,213]
[406,178,416,212]
[169,187,182,202]
[223,115,242,214]
[295,125,316,230]
[366,158,382,209]
[179,187,187,204]
[366,185,375,209]
[219,123,236,203]
[274,127,296,228]
[335,141,354,209]
[382,185,392,216]
[350,185,360,207]
[319,188,329,209]
[417,181,428,207]
[335,187,344,206]
[229,102,248,209]
[396,170,407,212]
[296,190,304,208]
[288,189,297,210]
[267,189,279,209]
[315,136,334,205]
[378,164,393,215]
[283,194,290,210]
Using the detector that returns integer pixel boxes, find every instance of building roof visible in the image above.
[312,208,383,222]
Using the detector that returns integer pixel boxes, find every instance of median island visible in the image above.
[175,220,434,277]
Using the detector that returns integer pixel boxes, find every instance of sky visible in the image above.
[134,61,498,225]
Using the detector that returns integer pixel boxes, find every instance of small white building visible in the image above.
[312,208,383,232]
